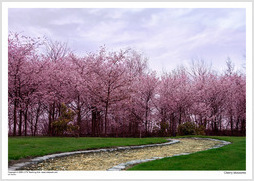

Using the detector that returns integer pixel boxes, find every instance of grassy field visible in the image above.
[9,136,246,170]
[8,137,167,161]
[128,136,246,171]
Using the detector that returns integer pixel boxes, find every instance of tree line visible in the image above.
[8,33,246,137]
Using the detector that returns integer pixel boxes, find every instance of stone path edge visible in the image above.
[107,138,231,171]
[8,139,180,171]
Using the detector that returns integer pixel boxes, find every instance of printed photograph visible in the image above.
[7,5,246,175]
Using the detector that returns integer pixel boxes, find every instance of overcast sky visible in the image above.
[8,8,246,74]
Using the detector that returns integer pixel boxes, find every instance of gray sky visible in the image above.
[8,8,246,74]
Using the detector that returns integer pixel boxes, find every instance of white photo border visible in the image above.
[2,1,252,180]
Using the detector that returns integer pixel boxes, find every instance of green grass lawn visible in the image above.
[8,137,167,161]
[128,136,246,171]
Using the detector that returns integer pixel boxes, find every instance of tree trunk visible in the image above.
[104,85,111,136]
[179,107,182,125]
[204,117,207,129]
[13,99,17,136]
[104,102,109,136]
[219,115,222,132]
[241,119,245,135]
[199,114,203,126]
[13,75,18,136]
[92,107,97,136]
[48,105,52,136]
[19,110,23,136]
[230,114,233,136]
[115,120,118,137]
[24,107,28,136]
[172,119,176,137]
[34,103,41,136]
[236,117,240,132]
[52,102,55,122]
[76,96,82,136]
[145,102,149,136]
[170,113,176,137]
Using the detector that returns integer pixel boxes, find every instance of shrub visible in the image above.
[51,103,78,136]
[159,121,169,136]
[177,122,196,136]
[178,122,206,136]
[195,125,206,135]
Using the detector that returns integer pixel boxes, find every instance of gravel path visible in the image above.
[20,138,221,171]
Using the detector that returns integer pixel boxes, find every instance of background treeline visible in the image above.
[8,33,246,137]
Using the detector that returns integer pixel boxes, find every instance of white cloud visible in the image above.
[8,8,246,74]
[50,16,84,26]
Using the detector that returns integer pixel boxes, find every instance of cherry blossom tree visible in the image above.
[8,32,43,136]
[8,32,246,137]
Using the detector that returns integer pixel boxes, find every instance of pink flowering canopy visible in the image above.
[8,33,246,137]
